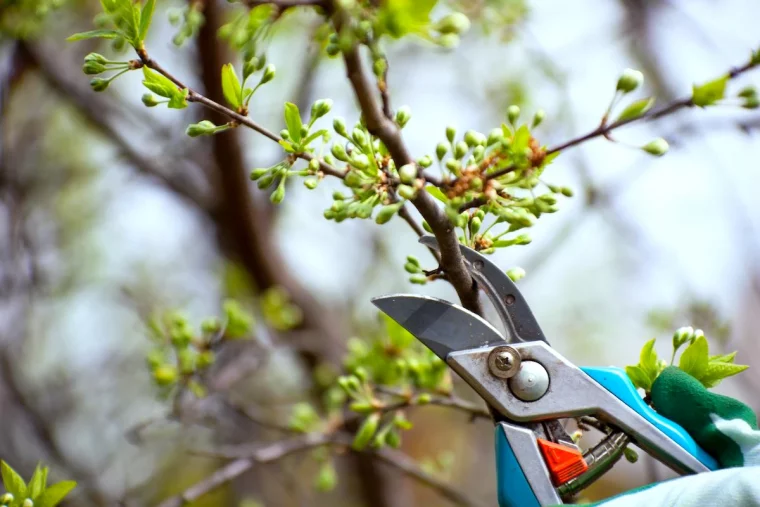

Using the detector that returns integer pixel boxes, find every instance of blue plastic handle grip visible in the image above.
[495,426,541,507]
[582,366,719,471]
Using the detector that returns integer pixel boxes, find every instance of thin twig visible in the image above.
[546,58,759,155]
[136,50,346,179]
[180,432,483,507]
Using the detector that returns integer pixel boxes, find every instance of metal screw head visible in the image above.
[487,346,521,379]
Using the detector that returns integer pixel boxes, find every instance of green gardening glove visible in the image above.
[651,366,759,469]
[586,366,760,506]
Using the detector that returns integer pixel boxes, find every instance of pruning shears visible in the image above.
[372,236,718,506]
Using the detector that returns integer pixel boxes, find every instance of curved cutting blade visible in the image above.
[418,235,548,344]
[371,294,506,360]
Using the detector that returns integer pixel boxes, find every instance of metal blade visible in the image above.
[418,235,548,344]
[371,294,506,360]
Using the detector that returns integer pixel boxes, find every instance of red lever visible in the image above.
[537,438,588,485]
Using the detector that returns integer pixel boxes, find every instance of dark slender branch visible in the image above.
[176,432,484,507]
[136,50,346,180]
[340,42,481,314]
[546,58,759,155]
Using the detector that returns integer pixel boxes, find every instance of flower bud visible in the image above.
[22,499,33,507]
[186,120,220,137]
[617,68,644,93]
[560,186,573,197]
[270,183,286,204]
[89,77,110,92]
[83,60,107,75]
[623,447,639,463]
[416,393,431,404]
[436,141,450,160]
[326,44,340,57]
[445,125,456,143]
[507,267,526,282]
[738,86,757,99]
[1,493,14,504]
[373,57,387,78]
[487,128,503,146]
[257,172,275,188]
[672,326,694,350]
[331,143,349,162]
[395,106,412,128]
[445,158,461,173]
[260,64,276,84]
[641,138,669,156]
[84,52,108,64]
[311,99,333,120]
[153,365,178,386]
[418,155,433,168]
[333,117,347,136]
[304,177,318,189]
[464,130,479,148]
[352,128,369,150]
[422,220,432,233]
[398,163,417,184]
[434,12,471,35]
[532,109,545,128]
[351,153,369,170]
[315,462,338,492]
[250,167,269,181]
[437,33,460,49]
[375,202,403,224]
[141,93,160,107]
[507,105,520,125]
[397,184,416,200]
[410,274,428,284]
[470,217,481,234]
[743,96,760,109]
[454,141,468,159]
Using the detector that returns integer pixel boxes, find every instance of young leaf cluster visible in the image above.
[0,461,76,507]
[68,0,155,51]
[249,99,332,202]
[625,327,749,393]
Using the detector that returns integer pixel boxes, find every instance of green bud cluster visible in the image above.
[169,3,204,47]
[81,53,134,92]
[143,300,255,396]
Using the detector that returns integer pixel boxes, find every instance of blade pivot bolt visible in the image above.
[488,346,522,379]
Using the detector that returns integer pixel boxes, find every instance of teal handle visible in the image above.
[582,366,719,471]
[495,426,541,507]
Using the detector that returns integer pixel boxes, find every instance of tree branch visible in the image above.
[546,58,759,155]
[340,43,481,314]
[167,432,484,507]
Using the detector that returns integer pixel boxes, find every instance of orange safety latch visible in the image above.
[536,438,588,486]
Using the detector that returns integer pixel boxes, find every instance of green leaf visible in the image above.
[28,464,47,500]
[284,102,303,144]
[67,29,121,41]
[302,129,328,147]
[168,88,189,109]
[221,64,242,109]
[625,365,652,392]
[376,0,438,38]
[700,361,749,388]
[1,461,27,499]
[138,0,156,44]
[692,75,728,107]
[278,139,295,153]
[638,338,659,380]
[142,67,179,98]
[615,97,656,123]
[425,186,449,204]
[511,125,531,153]
[37,481,77,507]
[709,351,737,363]
[353,413,380,450]
[678,335,709,379]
